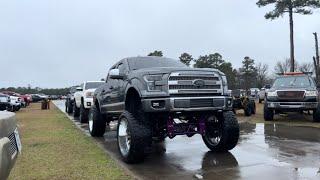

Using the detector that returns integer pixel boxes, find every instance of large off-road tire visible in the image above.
[117,111,151,163]
[202,111,239,152]
[73,101,80,117]
[244,105,252,116]
[65,102,68,112]
[88,105,106,137]
[15,105,21,111]
[312,106,320,122]
[66,100,73,114]
[264,103,274,121]
[79,104,89,123]
[251,101,256,115]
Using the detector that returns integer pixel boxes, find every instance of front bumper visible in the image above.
[83,97,93,109]
[266,102,318,110]
[142,96,233,112]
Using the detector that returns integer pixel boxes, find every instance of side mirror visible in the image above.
[76,87,83,91]
[109,69,124,79]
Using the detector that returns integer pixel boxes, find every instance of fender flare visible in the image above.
[124,78,143,101]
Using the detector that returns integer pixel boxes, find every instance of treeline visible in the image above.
[0,87,69,95]
[148,50,314,89]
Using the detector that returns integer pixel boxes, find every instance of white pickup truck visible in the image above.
[73,81,105,123]
[258,84,271,103]
[9,96,22,112]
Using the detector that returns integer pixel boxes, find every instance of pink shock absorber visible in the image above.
[167,116,175,139]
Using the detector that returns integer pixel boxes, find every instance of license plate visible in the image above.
[14,128,22,153]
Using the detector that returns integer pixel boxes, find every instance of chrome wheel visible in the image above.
[89,112,93,133]
[204,116,222,146]
[118,118,131,157]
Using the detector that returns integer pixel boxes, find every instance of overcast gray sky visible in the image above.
[0,0,319,88]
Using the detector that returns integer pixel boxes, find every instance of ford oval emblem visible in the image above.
[193,79,205,88]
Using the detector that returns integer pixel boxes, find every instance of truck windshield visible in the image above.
[272,76,315,88]
[85,82,105,90]
[128,58,186,70]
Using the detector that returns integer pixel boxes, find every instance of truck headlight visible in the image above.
[85,92,94,98]
[221,75,228,94]
[305,90,318,97]
[267,91,277,97]
[144,75,163,91]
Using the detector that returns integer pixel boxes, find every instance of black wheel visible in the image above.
[73,101,80,117]
[313,106,320,122]
[244,105,252,116]
[88,105,106,137]
[117,111,151,163]
[15,106,21,111]
[264,103,274,121]
[202,111,239,152]
[79,104,89,123]
[251,102,256,115]
[66,100,73,113]
[259,98,262,103]
[65,102,68,112]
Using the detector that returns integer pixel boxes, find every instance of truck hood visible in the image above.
[84,89,96,93]
[131,67,224,76]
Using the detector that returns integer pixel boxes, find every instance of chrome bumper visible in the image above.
[267,102,318,109]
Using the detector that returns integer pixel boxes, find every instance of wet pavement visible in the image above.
[53,101,320,180]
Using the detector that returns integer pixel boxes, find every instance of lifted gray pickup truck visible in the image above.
[264,72,320,122]
[90,56,239,163]
[0,112,21,179]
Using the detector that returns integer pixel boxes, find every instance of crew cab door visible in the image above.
[100,68,116,113]
[106,62,127,113]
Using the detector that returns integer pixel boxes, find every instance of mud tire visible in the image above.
[88,105,106,137]
[313,106,320,122]
[67,100,73,113]
[73,101,80,117]
[117,111,151,163]
[264,103,274,121]
[244,105,252,116]
[202,111,239,152]
[79,104,89,123]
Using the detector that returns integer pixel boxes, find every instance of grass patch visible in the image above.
[9,103,131,180]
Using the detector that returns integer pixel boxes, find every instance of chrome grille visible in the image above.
[277,91,305,100]
[169,85,221,90]
[168,72,222,94]
[8,132,18,156]
[169,76,219,81]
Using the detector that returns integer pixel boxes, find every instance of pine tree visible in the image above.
[256,0,320,72]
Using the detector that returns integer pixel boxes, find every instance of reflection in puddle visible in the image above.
[163,123,320,179]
